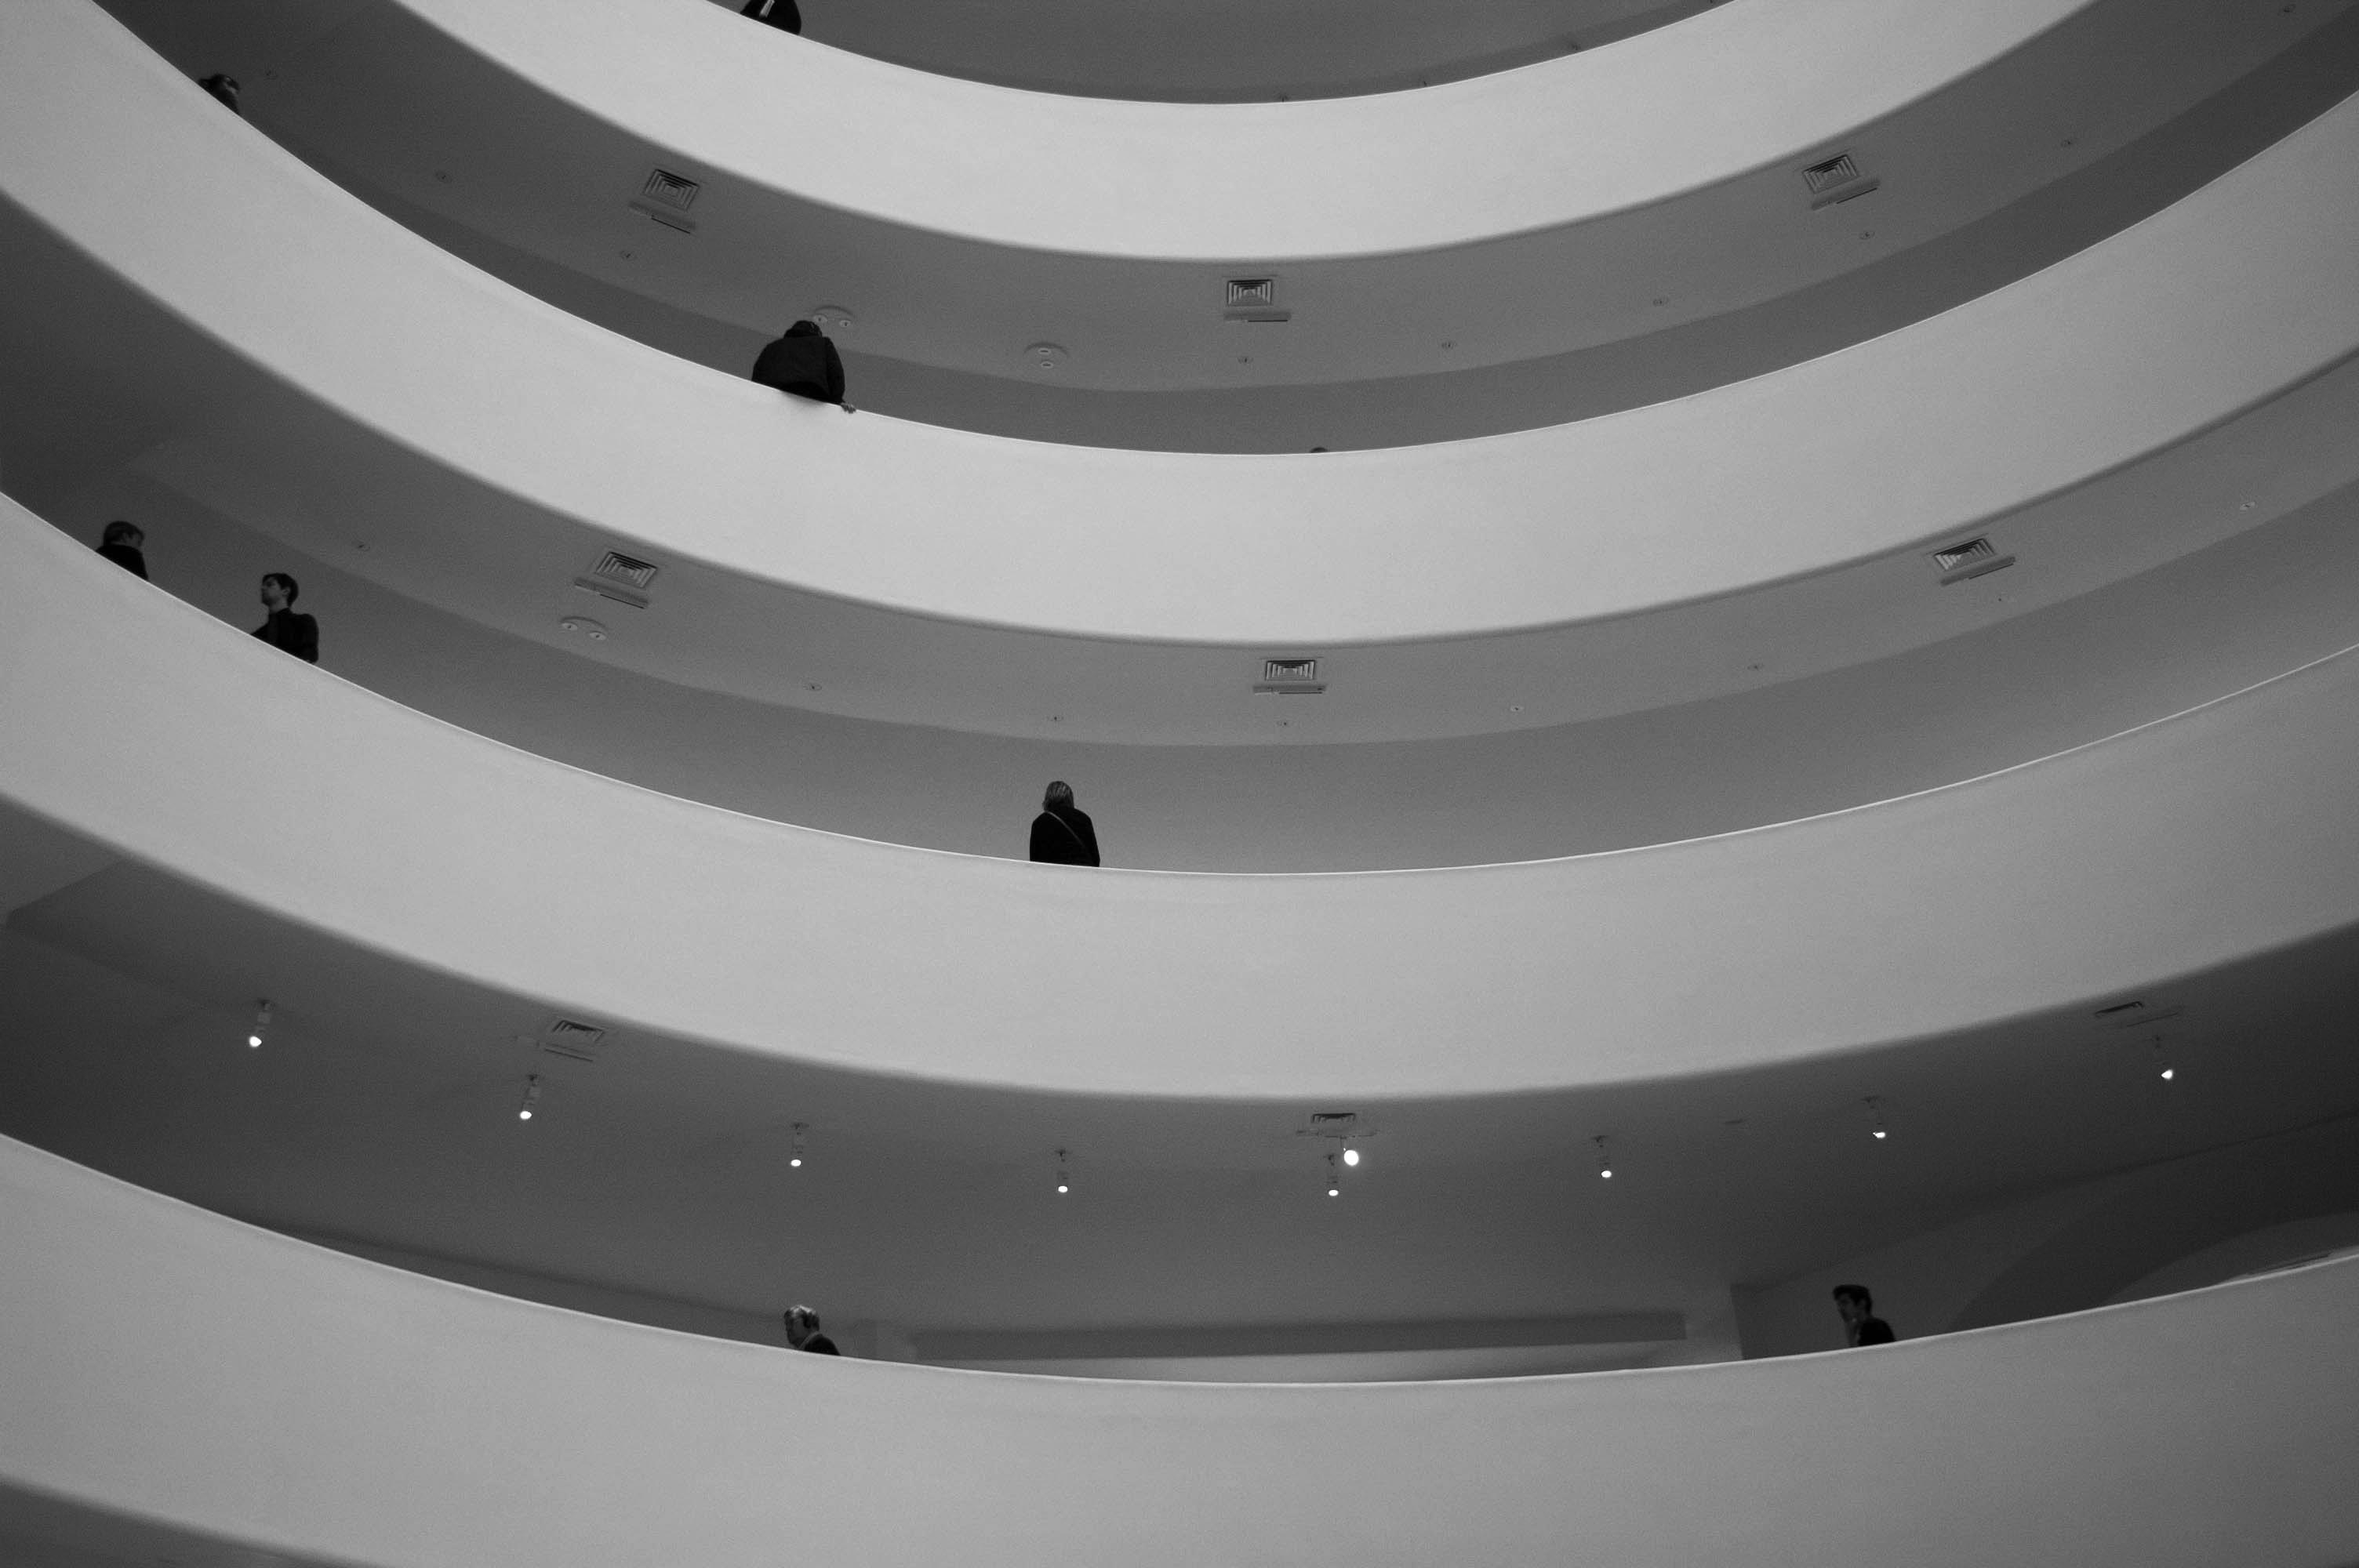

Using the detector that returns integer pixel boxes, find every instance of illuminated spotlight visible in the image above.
[1325,1151,1342,1197]
[1594,1135,1613,1180]
[247,999,272,1048]
[789,1122,809,1168]
[1054,1148,1071,1194]
[2160,1067,2176,1081]
[1866,1097,1888,1141]
[517,1074,541,1121]
[1341,1147,1360,1167]
[2152,1036,2175,1082]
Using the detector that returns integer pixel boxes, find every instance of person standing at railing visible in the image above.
[252,573,318,664]
[741,0,801,34]
[1833,1283,1896,1347]
[751,320,854,412]
[783,1305,839,1355]
[95,520,148,580]
[1029,781,1100,866]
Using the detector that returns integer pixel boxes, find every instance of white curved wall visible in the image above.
[396,0,2090,258]
[8,500,2359,1101]
[5,1135,2357,1568]
[7,3,2359,649]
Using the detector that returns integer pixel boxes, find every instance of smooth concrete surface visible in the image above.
[8,498,2359,1101]
[3,1134,2357,1567]
[384,0,2094,259]
[5,3,2357,650]
[1734,1113,2359,1358]
[144,0,2344,404]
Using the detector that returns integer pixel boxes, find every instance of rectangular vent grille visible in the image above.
[1801,153,1859,193]
[1226,277,1278,307]
[591,550,660,590]
[640,169,701,211]
[540,1018,609,1062]
[1931,536,2017,585]
[1256,655,1325,695]
[1802,151,1880,208]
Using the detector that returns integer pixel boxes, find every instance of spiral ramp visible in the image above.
[2,0,2358,1563]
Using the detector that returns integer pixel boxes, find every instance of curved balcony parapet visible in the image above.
[7,500,2359,1102]
[342,0,2101,260]
[4,1134,2356,1568]
[5,5,2359,666]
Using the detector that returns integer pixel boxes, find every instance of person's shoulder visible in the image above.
[808,1334,840,1355]
[1860,1317,1896,1345]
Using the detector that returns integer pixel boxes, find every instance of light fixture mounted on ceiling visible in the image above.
[247,999,272,1049]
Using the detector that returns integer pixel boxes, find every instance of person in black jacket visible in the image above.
[198,73,242,114]
[253,573,318,664]
[96,521,148,579]
[752,320,853,410]
[783,1305,839,1355]
[1833,1283,1896,1347]
[1029,781,1100,866]
[741,0,801,33]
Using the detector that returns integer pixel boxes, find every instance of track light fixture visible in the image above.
[1054,1149,1070,1194]
[517,1074,541,1121]
[789,1123,808,1168]
[1325,1150,1342,1198]
[2152,1035,2175,1082]
[248,1000,272,1049]
[1594,1135,1613,1179]
[1866,1097,1888,1140]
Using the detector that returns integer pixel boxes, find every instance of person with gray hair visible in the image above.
[782,1305,839,1355]
[1028,780,1100,866]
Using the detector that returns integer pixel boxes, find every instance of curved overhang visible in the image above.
[3,1137,2356,1568]
[5,5,2358,750]
[6,505,2359,1102]
[104,0,2350,404]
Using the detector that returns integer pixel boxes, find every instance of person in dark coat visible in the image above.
[751,320,852,409]
[1029,780,1100,866]
[253,572,318,663]
[783,1305,839,1355]
[741,0,802,33]
[96,521,148,579]
[1833,1283,1896,1347]
[198,73,242,114]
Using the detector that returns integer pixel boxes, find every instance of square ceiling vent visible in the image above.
[1255,657,1325,695]
[538,1018,611,1062]
[1930,536,2016,585]
[629,169,700,232]
[1802,151,1879,209]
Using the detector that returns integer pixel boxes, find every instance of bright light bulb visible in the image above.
[518,1107,533,1120]
[1342,1148,1360,1167]
[789,1155,802,1167]
[1056,1181,1069,1194]
[248,1033,263,1048]
[2160,1068,2175,1081]
[517,1076,541,1122]
[1326,1185,1340,1197]
[1873,1129,1887,1140]
[1600,1167,1613,1179]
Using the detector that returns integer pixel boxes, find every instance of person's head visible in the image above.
[260,572,299,612]
[1042,780,1074,811]
[784,319,821,338]
[1832,1284,1874,1326]
[101,521,144,550]
[198,73,240,111]
[783,1305,822,1347]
